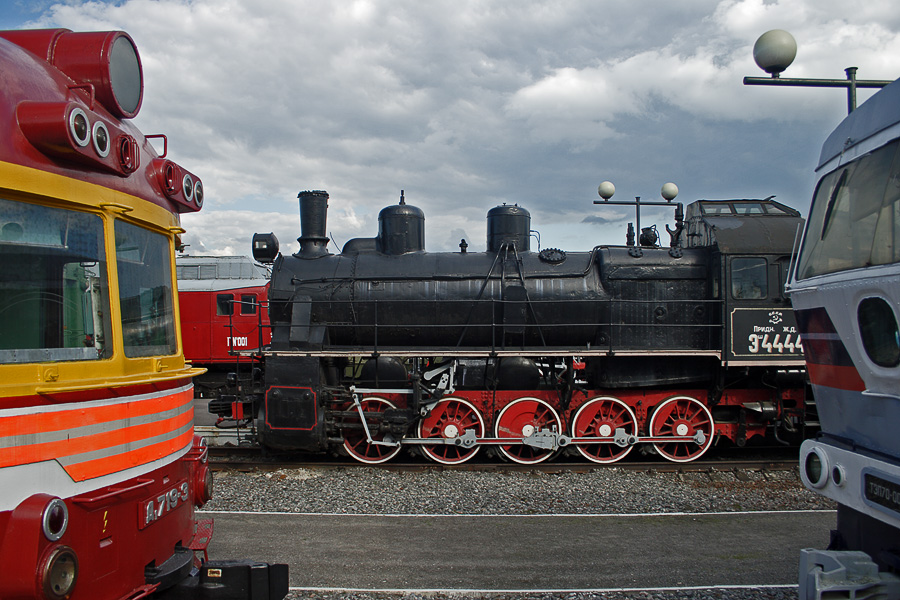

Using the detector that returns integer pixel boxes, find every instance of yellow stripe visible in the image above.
[0,159,201,397]
[0,160,179,231]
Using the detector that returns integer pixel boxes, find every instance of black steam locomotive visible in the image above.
[212,185,812,464]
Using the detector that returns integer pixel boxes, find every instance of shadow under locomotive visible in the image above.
[211,187,815,465]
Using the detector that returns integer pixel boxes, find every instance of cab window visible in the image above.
[0,199,111,362]
[731,257,767,299]
[798,140,900,278]
[217,293,234,316]
[240,294,258,315]
[115,221,177,357]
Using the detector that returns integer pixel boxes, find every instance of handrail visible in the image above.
[72,478,154,506]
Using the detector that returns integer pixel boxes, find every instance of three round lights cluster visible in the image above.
[41,498,78,599]
[160,160,204,209]
[66,106,139,174]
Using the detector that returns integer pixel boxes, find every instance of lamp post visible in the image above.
[593,181,681,257]
[742,29,893,113]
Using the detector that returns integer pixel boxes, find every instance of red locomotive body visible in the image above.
[176,256,271,397]
[0,29,286,599]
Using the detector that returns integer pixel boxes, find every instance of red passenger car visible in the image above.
[0,28,286,599]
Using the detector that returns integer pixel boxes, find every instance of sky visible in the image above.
[3,0,900,256]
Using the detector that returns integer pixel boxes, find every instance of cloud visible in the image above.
[21,0,900,254]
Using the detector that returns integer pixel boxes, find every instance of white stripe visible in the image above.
[57,421,194,468]
[200,508,835,518]
[0,441,192,510]
[0,383,194,418]
[289,584,797,593]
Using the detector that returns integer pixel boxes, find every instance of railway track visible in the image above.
[198,425,801,472]
[207,443,800,474]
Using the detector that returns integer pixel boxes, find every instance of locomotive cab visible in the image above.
[680,199,805,366]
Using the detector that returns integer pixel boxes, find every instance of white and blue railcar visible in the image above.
[790,78,900,597]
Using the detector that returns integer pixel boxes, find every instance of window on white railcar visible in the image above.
[0,199,112,363]
[858,297,900,368]
[798,139,900,278]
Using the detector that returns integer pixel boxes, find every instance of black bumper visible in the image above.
[154,559,289,600]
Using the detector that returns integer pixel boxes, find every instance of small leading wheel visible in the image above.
[571,396,638,464]
[649,395,715,463]
[418,397,485,464]
[342,396,403,464]
[494,397,561,465]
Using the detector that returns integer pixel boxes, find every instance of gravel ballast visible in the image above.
[205,465,834,515]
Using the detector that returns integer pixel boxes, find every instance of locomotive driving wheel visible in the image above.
[571,396,638,464]
[342,396,403,464]
[418,397,485,464]
[494,397,562,464]
[648,396,715,463]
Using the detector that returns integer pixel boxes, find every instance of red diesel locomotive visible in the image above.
[176,256,271,399]
[0,29,286,599]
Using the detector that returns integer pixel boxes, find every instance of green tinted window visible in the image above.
[115,221,176,357]
[0,199,110,363]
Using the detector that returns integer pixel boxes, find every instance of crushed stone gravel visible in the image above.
[205,465,834,515]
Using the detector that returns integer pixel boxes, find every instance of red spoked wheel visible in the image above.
[571,396,638,464]
[342,396,403,464]
[649,396,715,463]
[494,397,562,465]
[418,397,485,464]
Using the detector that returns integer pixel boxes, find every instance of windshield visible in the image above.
[797,139,900,278]
[116,220,177,357]
[0,199,111,363]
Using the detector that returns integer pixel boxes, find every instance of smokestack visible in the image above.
[297,190,330,257]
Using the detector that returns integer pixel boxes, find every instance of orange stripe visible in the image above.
[0,409,194,468]
[66,428,195,481]
[0,387,193,437]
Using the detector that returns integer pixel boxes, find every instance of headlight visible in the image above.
[41,546,78,599]
[42,499,68,542]
[194,464,213,507]
[804,447,829,489]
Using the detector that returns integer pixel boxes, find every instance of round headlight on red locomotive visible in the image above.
[67,107,90,147]
[182,173,194,203]
[52,31,143,119]
[41,498,68,542]
[91,120,110,157]
[193,180,204,208]
[194,464,214,507]
[0,29,143,119]
[40,545,78,600]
